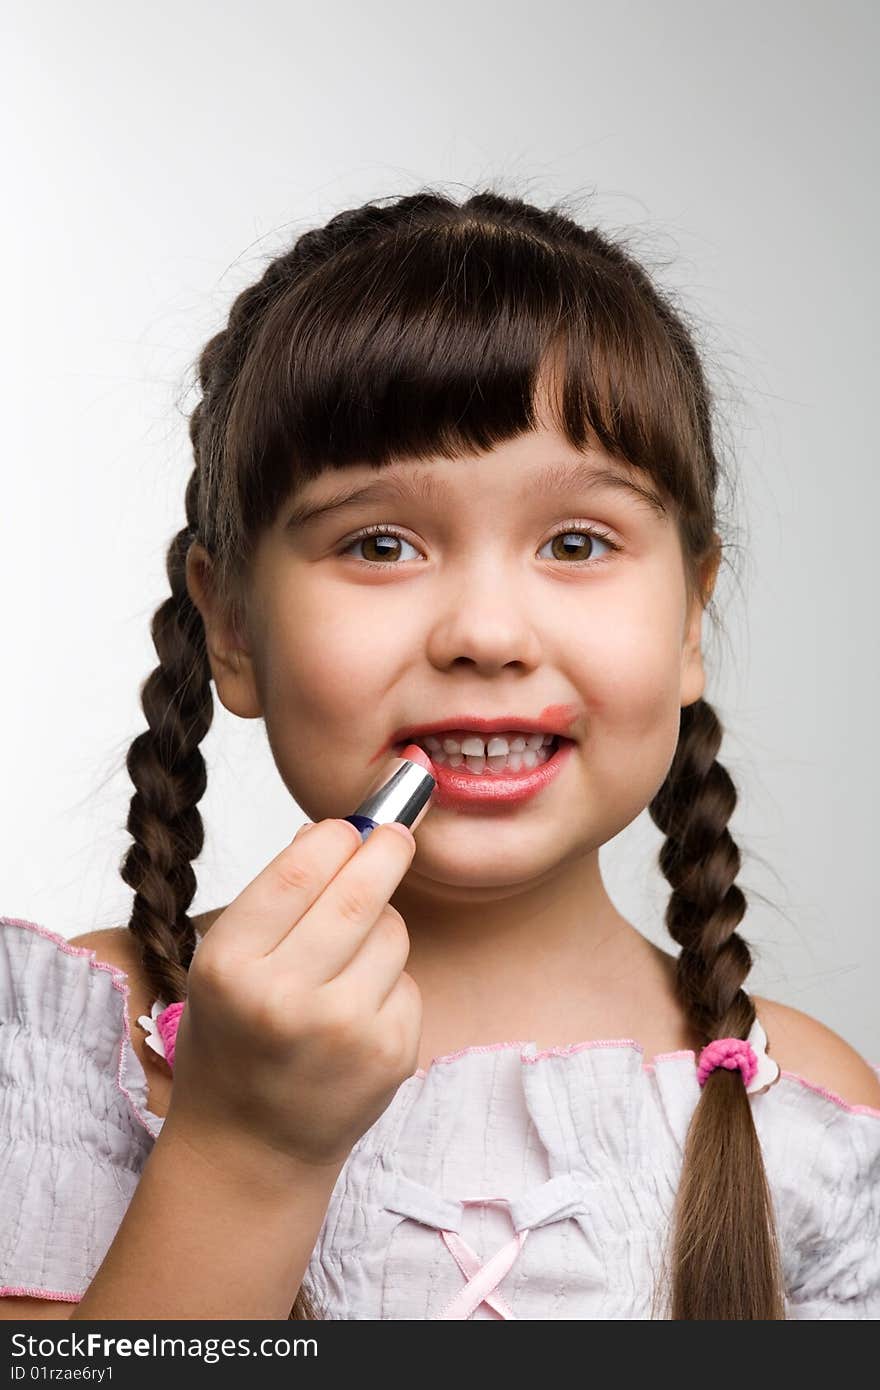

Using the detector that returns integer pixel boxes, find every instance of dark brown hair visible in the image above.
[120,186,785,1319]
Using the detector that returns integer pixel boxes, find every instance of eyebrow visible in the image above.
[284,458,669,531]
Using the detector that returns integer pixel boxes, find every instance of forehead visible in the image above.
[286,439,669,530]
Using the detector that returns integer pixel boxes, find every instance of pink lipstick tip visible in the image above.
[401,742,434,774]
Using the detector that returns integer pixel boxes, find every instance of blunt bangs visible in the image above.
[216,216,714,559]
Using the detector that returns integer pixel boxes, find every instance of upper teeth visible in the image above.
[419,731,554,757]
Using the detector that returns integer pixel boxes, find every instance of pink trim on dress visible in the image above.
[414,1039,529,1076]
[529,1037,645,1063]
[646,1049,697,1064]
[414,1036,644,1079]
[776,1068,880,1118]
[0,915,162,1135]
[412,1035,880,1119]
[0,1285,80,1302]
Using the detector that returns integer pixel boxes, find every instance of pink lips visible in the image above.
[400,742,435,775]
[399,737,575,812]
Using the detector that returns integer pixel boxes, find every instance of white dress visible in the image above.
[1,914,878,1319]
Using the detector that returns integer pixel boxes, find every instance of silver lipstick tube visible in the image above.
[343,756,436,843]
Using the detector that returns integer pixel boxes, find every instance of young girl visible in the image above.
[2,188,879,1322]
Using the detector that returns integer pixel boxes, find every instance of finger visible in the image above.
[328,905,412,1013]
[207,818,364,959]
[374,971,423,1066]
[267,821,417,980]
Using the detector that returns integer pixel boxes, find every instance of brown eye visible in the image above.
[360,534,403,563]
[339,522,622,569]
[341,527,419,564]
[540,527,620,566]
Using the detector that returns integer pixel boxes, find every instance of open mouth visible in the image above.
[391,732,576,809]
[393,733,571,776]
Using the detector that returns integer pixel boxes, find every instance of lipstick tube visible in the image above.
[343,753,436,843]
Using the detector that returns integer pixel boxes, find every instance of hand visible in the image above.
[164,817,422,1172]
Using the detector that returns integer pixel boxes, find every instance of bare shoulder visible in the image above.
[752,994,880,1109]
[67,925,155,1029]
[68,927,141,975]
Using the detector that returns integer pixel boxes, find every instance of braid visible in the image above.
[120,521,211,1008]
[647,697,787,1318]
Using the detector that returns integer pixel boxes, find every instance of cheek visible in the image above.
[258,591,399,778]
[571,611,684,784]
[261,583,381,697]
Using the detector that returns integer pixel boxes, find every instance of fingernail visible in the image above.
[293,820,317,841]
[385,821,415,848]
[336,818,366,846]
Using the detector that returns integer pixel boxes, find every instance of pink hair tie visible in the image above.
[697,1036,758,1088]
[155,1002,185,1069]
[137,1000,185,1070]
[135,928,203,1072]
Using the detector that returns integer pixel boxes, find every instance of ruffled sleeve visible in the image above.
[0,916,160,1305]
[777,1064,880,1319]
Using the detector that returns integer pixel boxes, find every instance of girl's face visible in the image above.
[188,423,717,903]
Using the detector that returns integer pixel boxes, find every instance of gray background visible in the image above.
[2,1,877,1060]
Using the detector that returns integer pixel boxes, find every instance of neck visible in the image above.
[389,844,667,1011]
